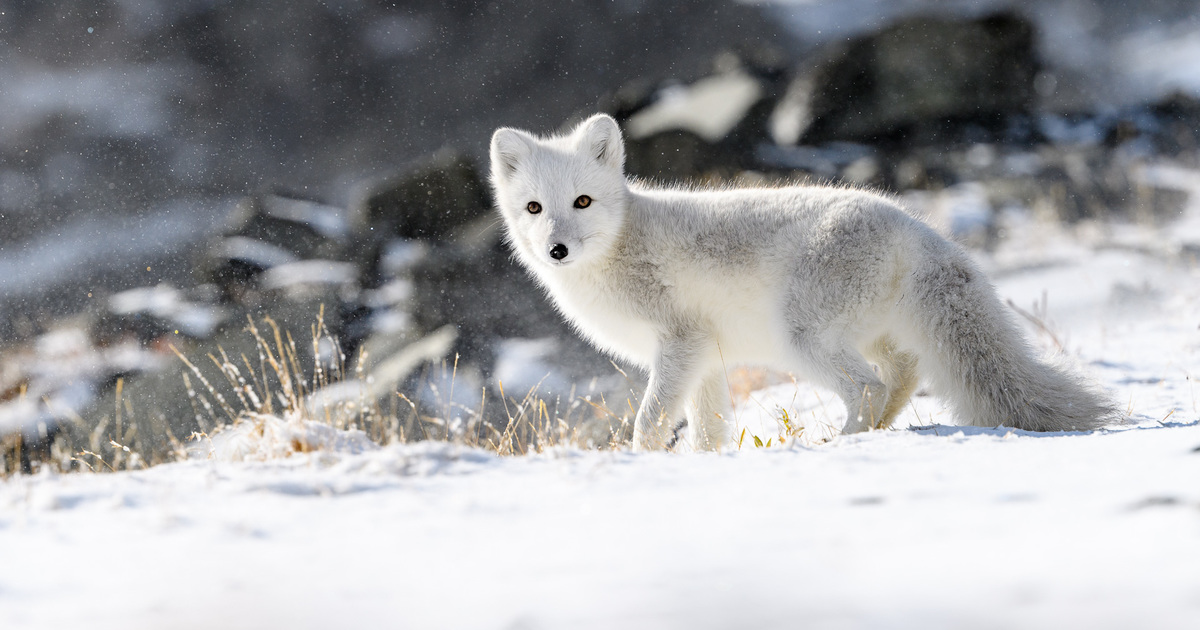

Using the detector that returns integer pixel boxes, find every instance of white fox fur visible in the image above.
[489,113,1117,451]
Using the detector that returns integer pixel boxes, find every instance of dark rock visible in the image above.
[78,288,352,454]
[619,51,789,180]
[1147,92,1200,159]
[756,142,876,179]
[337,299,376,360]
[599,78,662,124]
[406,228,585,374]
[221,192,351,259]
[361,149,492,242]
[355,149,495,300]
[898,143,1191,224]
[625,130,728,182]
[204,192,351,300]
[0,324,167,470]
[93,284,227,346]
[784,12,1039,146]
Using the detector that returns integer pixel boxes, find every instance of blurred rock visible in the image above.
[77,286,353,453]
[620,51,788,180]
[896,143,1191,224]
[204,192,351,300]
[624,130,727,182]
[93,284,227,346]
[625,67,764,145]
[780,12,1038,145]
[223,193,350,258]
[360,149,491,243]
[356,149,493,298]
[1010,147,1189,222]
[405,225,616,386]
[756,142,876,179]
[0,325,165,470]
[1147,92,1200,159]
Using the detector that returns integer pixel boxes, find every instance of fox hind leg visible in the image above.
[865,336,918,430]
[788,332,888,434]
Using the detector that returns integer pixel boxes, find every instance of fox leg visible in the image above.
[683,370,730,451]
[789,332,888,434]
[864,336,919,430]
[633,333,707,452]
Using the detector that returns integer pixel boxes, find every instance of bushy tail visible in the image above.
[899,244,1119,432]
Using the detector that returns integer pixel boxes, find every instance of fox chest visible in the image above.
[544,276,661,368]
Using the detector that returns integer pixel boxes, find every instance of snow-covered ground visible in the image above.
[4,168,1200,629]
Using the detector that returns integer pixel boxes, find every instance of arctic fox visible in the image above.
[489,113,1116,451]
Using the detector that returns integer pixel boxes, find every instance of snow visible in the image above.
[259,196,353,242]
[0,329,162,437]
[0,198,229,297]
[4,172,1200,629]
[3,425,1198,629]
[1118,25,1200,98]
[109,284,226,339]
[259,259,359,291]
[203,413,380,462]
[625,69,765,143]
[493,337,574,395]
[214,235,300,270]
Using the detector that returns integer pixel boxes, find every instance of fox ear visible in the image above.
[490,128,534,180]
[576,114,624,171]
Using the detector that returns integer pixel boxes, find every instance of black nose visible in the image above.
[549,243,569,260]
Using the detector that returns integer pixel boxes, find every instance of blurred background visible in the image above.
[2,0,1199,468]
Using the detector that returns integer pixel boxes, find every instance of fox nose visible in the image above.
[549,243,569,260]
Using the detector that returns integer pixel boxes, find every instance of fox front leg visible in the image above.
[632,333,707,452]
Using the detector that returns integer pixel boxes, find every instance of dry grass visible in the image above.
[1,310,637,476]
[182,310,641,462]
[2,373,185,477]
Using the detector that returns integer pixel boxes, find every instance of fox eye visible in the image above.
[526,201,542,215]
[574,195,592,209]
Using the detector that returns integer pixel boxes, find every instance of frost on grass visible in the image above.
[162,310,630,470]
[199,412,378,462]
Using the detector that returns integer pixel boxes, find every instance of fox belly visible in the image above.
[672,262,792,365]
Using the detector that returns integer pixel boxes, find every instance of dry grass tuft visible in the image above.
[2,309,638,477]
[167,310,633,465]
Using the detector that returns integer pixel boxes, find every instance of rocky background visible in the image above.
[2,0,1199,469]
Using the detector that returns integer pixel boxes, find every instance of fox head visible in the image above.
[489,114,629,272]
